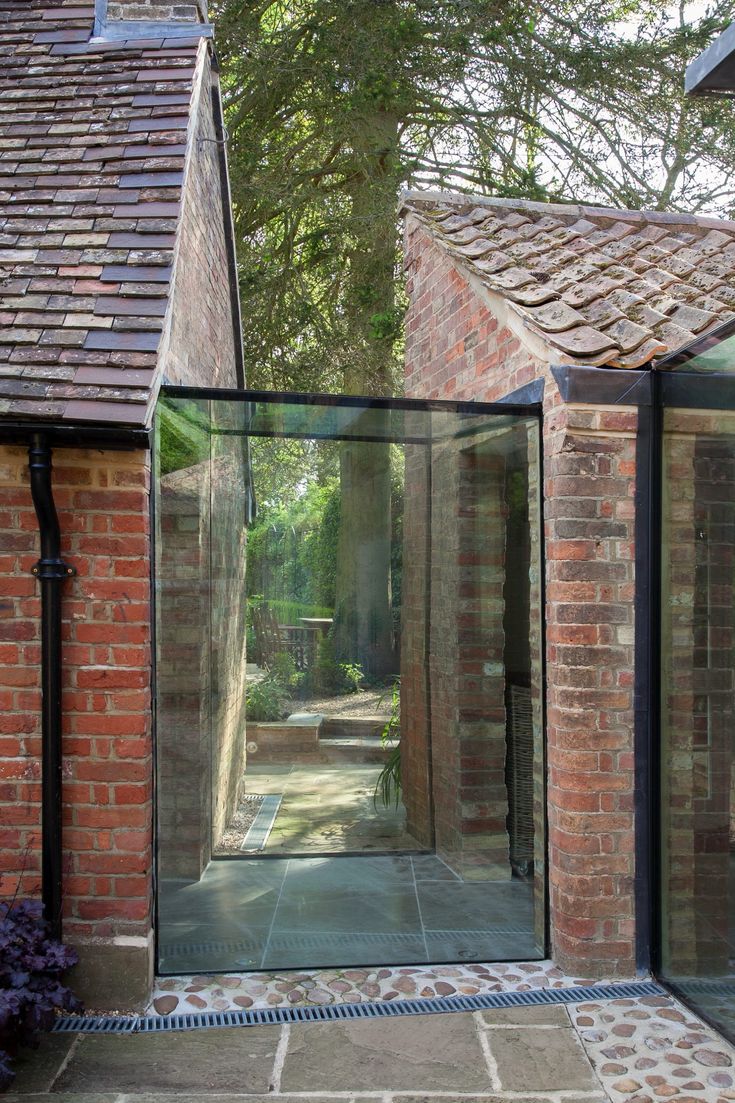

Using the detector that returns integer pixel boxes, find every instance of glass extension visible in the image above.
[153,391,545,974]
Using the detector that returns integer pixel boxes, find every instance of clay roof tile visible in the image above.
[0,0,213,427]
[403,190,735,369]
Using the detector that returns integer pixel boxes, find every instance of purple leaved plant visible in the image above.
[0,900,82,1092]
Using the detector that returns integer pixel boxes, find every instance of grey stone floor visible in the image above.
[5,1004,606,1103]
[158,853,539,973]
[235,763,419,854]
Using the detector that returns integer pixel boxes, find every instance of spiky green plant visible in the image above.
[374,679,401,808]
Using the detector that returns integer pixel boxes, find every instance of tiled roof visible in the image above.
[0,0,209,426]
[402,192,735,369]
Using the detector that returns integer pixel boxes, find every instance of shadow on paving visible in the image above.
[3,1006,607,1103]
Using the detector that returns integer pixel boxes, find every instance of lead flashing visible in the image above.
[94,0,212,42]
[551,365,651,406]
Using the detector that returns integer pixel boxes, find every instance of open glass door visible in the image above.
[154,390,545,974]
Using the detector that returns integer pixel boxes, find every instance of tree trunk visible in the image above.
[332,90,400,678]
[333,440,394,678]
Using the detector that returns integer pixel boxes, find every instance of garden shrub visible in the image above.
[374,679,401,808]
[268,650,298,687]
[245,675,289,721]
[312,636,363,695]
[0,899,81,1090]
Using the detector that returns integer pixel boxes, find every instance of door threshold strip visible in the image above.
[53,979,666,1034]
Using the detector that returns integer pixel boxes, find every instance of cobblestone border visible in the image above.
[149,960,600,1015]
[569,993,735,1102]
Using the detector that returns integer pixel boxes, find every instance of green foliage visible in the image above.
[380,679,401,745]
[214,0,735,399]
[157,400,209,476]
[246,676,289,722]
[338,662,364,694]
[311,635,363,695]
[375,742,402,810]
[369,306,404,344]
[246,454,342,612]
[268,650,299,686]
[246,440,404,647]
[374,679,401,808]
[212,0,735,684]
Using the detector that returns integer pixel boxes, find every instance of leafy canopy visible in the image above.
[214,0,735,394]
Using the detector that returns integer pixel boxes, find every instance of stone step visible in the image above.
[317,736,396,764]
[321,717,387,740]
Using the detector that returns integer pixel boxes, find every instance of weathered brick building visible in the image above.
[0,0,245,1007]
[400,191,735,980]
[3,0,735,1020]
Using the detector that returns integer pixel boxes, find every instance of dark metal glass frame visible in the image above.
[152,385,548,976]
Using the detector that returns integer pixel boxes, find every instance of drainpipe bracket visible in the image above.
[31,558,76,580]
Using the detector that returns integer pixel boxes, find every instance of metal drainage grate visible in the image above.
[54,1015,138,1034]
[53,979,666,1035]
[240,794,282,852]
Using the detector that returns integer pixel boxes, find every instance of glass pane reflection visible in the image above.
[660,407,735,1039]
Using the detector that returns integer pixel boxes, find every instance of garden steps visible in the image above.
[317,735,395,764]
[321,716,385,740]
[246,714,393,765]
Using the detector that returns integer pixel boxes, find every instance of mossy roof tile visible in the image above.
[402,190,735,368]
[0,0,210,426]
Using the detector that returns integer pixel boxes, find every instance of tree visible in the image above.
[213,0,735,671]
[215,1,735,390]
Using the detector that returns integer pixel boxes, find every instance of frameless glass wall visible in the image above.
[154,392,545,974]
[660,401,735,1039]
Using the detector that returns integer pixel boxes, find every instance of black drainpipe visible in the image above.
[28,434,75,941]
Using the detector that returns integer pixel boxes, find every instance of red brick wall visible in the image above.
[404,225,544,406]
[155,443,248,882]
[403,219,638,977]
[544,402,637,974]
[0,445,153,949]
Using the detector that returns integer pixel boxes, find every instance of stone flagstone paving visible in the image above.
[143,961,735,1101]
[6,966,735,1102]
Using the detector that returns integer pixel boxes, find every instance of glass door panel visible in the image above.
[660,406,735,1038]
